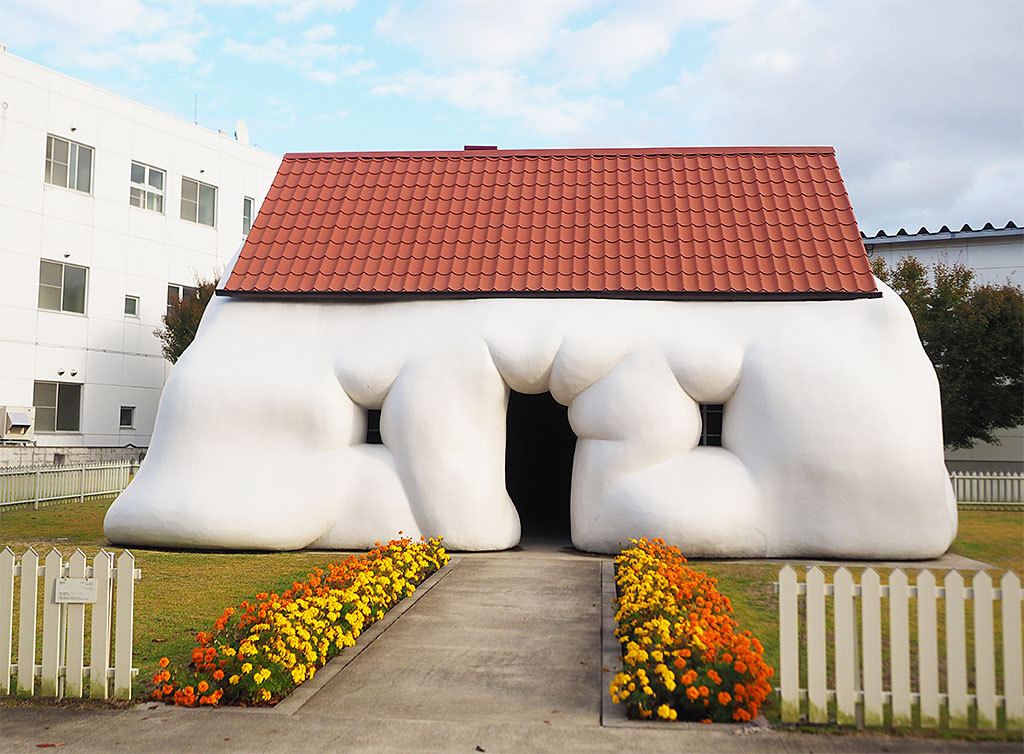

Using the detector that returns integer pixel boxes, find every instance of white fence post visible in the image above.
[973,571,996,729]
[16,548,38,695]
[861,568,883,726]
[90,550,113,699]
[833,567,857,725]
[39,549,63,697]
[65,549,87,698]
[0,547,13,694]
[113,551,135,700]
[1003,571,1024,730]
[806,566,827,723]
[778,565,800,722]
[888,568,912,727]
[917,570,940,727]
[945,571,969,729]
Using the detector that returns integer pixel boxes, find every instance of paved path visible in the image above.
[296,555,602,726]
[1,549,1017,753]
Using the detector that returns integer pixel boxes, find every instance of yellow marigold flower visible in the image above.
[229,675,240,685]
[241,663,253,674]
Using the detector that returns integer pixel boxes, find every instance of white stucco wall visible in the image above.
[0,50,280,449]
[105,281,957,558]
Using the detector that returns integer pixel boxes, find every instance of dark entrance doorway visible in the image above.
[505,391,577,543]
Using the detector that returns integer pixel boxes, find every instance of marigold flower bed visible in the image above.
[151,536,449,707]
[609,538,774,722]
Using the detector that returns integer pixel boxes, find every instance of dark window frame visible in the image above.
[365,409,382,444]
[38,260,88,314]
[698,403,724,447]
[33,380,82,433]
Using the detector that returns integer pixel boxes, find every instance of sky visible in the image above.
[2,0,1022,233]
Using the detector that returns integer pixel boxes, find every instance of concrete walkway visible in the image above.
[1,548,1018,753]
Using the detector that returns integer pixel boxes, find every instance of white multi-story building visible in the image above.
[863,222,1024,471]
[0,50,280,461]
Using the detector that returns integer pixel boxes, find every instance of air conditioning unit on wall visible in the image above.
[1,406,35,442]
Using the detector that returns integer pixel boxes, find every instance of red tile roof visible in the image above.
[222,147,877,298]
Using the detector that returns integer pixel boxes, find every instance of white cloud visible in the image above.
[661,0,1024,231]
[376,0,597,66]
[303,23,337,41]
[221,36,374,84]
[372,69,617,136]
[551,0,752,86]
[0,0,203,70]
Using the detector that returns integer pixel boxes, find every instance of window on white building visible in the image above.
[698,403,724,447]
[124,295,139,316]
[45,135,93,193]
[33,381,82,433]
[366,409,383,444]
[166,283,197,316]
[180,177,217,227]
[119,406,135,428]
[130,161,165,213]
[243,196,255,234]
[38,260,88,314]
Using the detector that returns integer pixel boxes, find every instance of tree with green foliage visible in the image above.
[872,255,1023,449]
[154,274,218,364]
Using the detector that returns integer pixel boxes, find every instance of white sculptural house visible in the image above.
[104,146,957,558]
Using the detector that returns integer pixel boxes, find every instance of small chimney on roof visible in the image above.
[464,145,497,151]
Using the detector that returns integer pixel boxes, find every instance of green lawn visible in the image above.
[2,497,348,700]
[1,499,1020,711]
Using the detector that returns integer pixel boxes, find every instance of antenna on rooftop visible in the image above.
[235,119,249,146]
[193,94,198,125]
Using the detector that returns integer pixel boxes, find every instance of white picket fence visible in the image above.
[0,461,138,509]
[776,566,1023,730]
[1,547,140,699]
[950,471,1023,505]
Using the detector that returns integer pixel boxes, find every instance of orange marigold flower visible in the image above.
[213,669,224,681]
[707,670,721,685]
[698,686,709,697]
[718,691,731,705]
[158,657,169,668]
[163,684,173,695]
[734,661,747,674]
[183,686,194,696]
[686,686,700,701]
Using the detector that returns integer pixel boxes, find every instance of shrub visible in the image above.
[609,538,774,722]
[151,536,449,706]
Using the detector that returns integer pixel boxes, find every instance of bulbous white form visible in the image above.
[105,279,956,558]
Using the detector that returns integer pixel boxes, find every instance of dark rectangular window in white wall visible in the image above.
[243,196,254,234]
[698,403,724,447]
[45,135,93,193]
[33,381,82,433]
[180,177,217,227]
[38,260,87,314]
